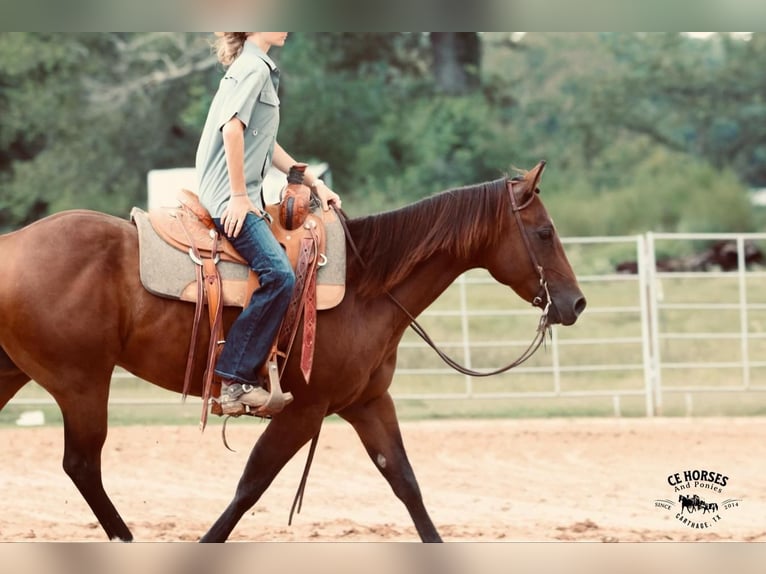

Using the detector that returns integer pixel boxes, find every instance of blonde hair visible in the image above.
[213,33,250,66]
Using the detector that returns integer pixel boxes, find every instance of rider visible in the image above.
[195,32,341,415]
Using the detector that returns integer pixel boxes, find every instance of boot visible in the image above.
[218,381,271,416]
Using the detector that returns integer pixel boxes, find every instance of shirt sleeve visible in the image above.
[214,66,270,131]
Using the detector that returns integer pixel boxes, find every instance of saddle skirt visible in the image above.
[130,197,346,310]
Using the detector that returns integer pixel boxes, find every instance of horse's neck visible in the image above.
[386,252,470,321]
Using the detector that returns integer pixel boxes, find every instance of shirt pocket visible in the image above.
[259,88,280,107]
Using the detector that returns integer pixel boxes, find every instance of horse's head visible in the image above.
[484,161,586,326]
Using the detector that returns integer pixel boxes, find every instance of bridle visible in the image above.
[333,177,552,378]
[508,177,552,319]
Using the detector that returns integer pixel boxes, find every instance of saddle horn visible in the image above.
[280,163,311,231]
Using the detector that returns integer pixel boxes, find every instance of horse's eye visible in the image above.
[537,227,554,240]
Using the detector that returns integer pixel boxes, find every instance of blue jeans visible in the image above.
[213,212,295,385]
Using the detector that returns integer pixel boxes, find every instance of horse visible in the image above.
[679,494,697,514]
[0,161,585,542]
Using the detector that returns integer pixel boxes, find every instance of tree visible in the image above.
[1,33,763,234]
[0,33,216,230]
[589,33,766,186]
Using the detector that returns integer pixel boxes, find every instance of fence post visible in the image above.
[644,232,662,415]
[551,324,561,396]
[636,234,654,416]
[737,236,751,389]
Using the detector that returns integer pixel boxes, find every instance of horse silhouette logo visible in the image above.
[677,494,718,514]
[653,469,743,530]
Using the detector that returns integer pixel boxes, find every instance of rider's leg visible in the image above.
[213,212,295,413]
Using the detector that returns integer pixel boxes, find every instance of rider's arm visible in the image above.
[221,117,248,197]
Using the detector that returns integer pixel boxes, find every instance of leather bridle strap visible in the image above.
[332,179,551,378]
[508,179,552,315]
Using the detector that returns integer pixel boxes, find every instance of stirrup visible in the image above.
[256,359,292,415]
[214,363,294,418]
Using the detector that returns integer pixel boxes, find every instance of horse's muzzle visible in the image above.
[547,294,586,326]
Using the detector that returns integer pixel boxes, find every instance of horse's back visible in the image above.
[2,209,135,263]
[4,208,134,238]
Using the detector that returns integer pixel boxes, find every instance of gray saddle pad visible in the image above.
[130,206,346,309]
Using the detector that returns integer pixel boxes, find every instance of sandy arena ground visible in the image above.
[0,417,764,542]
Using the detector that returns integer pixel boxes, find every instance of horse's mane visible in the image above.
[346,177,509,298]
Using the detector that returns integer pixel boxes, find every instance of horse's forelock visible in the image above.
[347,178,509,297]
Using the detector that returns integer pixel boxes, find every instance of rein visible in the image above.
[333,179,552,378]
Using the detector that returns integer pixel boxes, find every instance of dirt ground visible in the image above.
[1,417,764,542]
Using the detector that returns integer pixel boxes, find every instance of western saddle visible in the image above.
[147,165,326,429]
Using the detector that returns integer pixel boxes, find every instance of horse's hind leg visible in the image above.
[50,374,133,541]
[0,349,31,410]
[339,391,442,542]
[200,404,327,542]
[0,371,31,411]
[1,357,131,540]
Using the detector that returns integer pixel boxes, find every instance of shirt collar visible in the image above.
[242,41,279,74]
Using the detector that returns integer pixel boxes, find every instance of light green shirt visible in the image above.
[195,43,280,218]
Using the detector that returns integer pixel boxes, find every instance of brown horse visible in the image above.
[0,161,585,542]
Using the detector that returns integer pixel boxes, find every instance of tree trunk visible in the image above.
[430,33,480,95]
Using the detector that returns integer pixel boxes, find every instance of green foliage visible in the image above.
[276,33,399,196]
[478,32,762,237]
[351,95,514,208]
[1,32,765,234]
[0,33,209,229]
[545,146,754,237]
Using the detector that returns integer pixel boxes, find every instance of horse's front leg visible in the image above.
[339,391,442,542]
[199,402,327,542]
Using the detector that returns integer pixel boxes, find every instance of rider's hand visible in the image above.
[221,194,262,238]
[312,181,342,211]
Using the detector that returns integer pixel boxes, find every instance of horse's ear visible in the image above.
[511,160,546,202]
[526,160,546,193]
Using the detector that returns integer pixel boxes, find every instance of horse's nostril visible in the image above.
[574,296,587,316]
